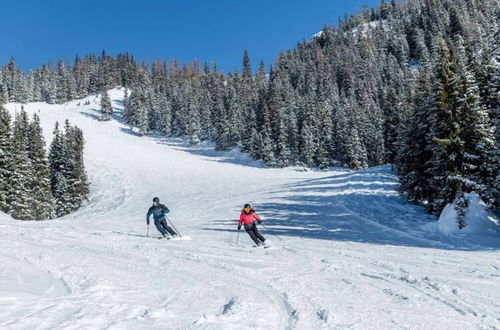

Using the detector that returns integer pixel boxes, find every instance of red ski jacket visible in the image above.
[238,211,262,225]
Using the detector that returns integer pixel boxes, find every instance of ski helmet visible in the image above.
[153,197,160,203]
[244,203,251,209]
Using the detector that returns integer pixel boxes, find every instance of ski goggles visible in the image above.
[244,207,251,210]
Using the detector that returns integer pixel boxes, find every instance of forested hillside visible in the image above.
[1,0,498,219]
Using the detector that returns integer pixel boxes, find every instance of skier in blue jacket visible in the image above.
[146,197,177,238]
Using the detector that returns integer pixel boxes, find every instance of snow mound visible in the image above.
[437,192,500,241]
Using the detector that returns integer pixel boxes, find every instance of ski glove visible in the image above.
[238,224,241,230]
[257,220,262,224]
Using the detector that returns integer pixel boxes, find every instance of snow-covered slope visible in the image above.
[2,88,499,330]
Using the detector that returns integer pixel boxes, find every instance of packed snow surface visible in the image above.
[2,88,499,330]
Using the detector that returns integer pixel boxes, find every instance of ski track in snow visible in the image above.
[1,89,499,330]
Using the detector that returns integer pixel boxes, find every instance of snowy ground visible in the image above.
[2,88,499,330]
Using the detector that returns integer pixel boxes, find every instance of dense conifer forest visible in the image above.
[0,102,88,219]
[0,0,498,221]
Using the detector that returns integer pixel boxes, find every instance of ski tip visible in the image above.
[170,236,191,241]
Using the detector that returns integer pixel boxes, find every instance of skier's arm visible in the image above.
[254,213,262,223]
[161,204,170,214]
[238,214,244,229]
[146,207,153,225]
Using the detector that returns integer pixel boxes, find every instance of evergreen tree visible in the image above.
[242,50,252,81]
[215,102,232,151]
[136,89,150,136]
[426,39,461,215]
[9,110,34,220]
[100,89,113,121]
[56,60,68,103]
[383,87,402,163]
[65,123,89,210]
[482,38,500,210]
[299,116,317,166]
[52,171,72,217]
[49,122,72,217]
[397,69,435,203]
[317,98,335,168]
[336,95,368,169]
[457,46,497,209]
[187,92,202,145]
[0,103,12,212]
[28,113,55,219]
[261,128,276,166]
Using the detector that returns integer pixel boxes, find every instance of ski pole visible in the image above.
[147,224,149,237]
[166,215,182,237]
[261,223,282,241]
[236,229,240,245]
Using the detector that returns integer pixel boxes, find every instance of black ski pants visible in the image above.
[244,222,265,244]
[155,218,176,237]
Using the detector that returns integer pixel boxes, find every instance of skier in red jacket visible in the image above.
[238,204,266,246]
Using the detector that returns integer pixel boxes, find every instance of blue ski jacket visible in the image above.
[146,204,170,225]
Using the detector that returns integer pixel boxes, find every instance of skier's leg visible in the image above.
[164,224,177,237]
[244,224,260,244]
[252,223,266,242]
[154,219,167,237]
[159,219,176,237]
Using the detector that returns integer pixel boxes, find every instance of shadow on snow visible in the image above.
[82,105,498,251]
[205,166,498,251]
[82,104,267,168]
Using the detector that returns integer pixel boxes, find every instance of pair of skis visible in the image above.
[253,244,271,249]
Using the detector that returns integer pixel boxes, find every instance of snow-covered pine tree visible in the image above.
[226,76,243,148]
[64,123,89,210]
[0,102,12,212]
[267,60,292,167]
[486,41,500,209]
[100,89,113,121]
[56,60,68,103]
[123,88,136,125]
[317,97,336,168]
[215,99,232,151]
[9,110,34,220]
[45,62,58,104]
[456,43,497,210]
[65,60,77,101]
[260,128,276,166]
[299,115,317,167]
[157,94,172,136]
[242,50,252,81]
[425,39,460,215]
[426,38,471,221]
[136,88,150,136]
[397,69,435,203]
[239,52,261,155]
[336,94,368,170]
[28,113,55,219]
[187,90,202,145]
[382,87,402,164]
[49,122,72,217]
[122,88,129,114]
[52,171,72,218]
[199,70,213,141]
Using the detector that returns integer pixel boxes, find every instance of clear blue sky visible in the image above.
[0,0,381,73]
